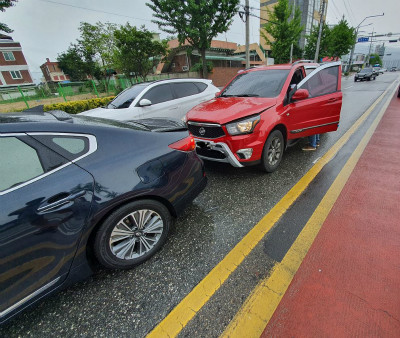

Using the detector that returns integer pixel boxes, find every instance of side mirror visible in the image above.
[292,89,309,101]
[139,99,152,107]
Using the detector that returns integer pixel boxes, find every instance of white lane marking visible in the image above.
[313,157,321,164]
[344,86,353,89]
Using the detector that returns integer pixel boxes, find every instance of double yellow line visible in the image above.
[148,82,398,338]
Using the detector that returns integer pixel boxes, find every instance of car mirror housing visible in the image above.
[139,99,152,107]
[292,89,309,101]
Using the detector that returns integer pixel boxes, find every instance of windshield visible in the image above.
[359,68,372,74]
[220,70,290,98]
[107,83,149,109]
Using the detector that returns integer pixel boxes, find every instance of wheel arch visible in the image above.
[269,124,288,149]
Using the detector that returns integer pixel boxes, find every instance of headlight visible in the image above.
[226,115,260,135]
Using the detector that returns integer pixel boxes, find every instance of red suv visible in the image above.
[186,61,342,172]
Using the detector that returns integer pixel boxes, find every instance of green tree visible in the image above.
[368,53,382,66]
[146,0,239,78]
[0,0,17,33]
[78,22,117,90]
[328,18,355,58]
[114,24,167,82]
[57,44,102,81]
[260,0,303,64]
[304,24,331,60]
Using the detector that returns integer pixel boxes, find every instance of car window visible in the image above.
[172,82,200,98]
[299,66,339,98]
[220,70,289,98]
[0,137,44,191]
[194,82,207,92]
[359,68,372,73]
[142,84,175,104]
[30,134,93,162]
[108,83,149,109]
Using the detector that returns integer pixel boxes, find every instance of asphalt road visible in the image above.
[1,72,399,337]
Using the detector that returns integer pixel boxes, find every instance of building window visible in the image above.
[10,70,22,79]
[3,52,15,61]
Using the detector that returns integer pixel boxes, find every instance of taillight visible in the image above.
[169,135,196,152]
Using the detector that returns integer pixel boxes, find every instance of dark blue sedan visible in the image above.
[0,111,207,324]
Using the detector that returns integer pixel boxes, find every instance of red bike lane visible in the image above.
[262,91,400,337]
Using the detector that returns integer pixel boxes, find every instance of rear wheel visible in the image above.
[94,200,172,269]
[261,130,284,173]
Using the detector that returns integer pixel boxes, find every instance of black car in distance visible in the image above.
[0,111,207,324]
[354,68,377,82]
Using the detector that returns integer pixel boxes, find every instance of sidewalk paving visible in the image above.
[262,92,400,337]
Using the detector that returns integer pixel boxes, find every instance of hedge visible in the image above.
[43,96,115,115]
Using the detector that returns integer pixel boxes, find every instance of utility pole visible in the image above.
[245,0,250,68]
[314,0,326,63]
[367,29,375,66]
[289,0,296,63]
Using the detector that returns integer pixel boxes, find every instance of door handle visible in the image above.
[328,98,337,102]
[169,106,178,110]
[37,190,86,212]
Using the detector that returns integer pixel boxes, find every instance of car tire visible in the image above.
[261,130,284,173]
[367,77,371,81]
[93,200,172,269]
[354,78,357,82]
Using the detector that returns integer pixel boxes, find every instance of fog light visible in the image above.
[237,148,253,159]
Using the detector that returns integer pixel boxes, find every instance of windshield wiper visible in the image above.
[235,94,260,97]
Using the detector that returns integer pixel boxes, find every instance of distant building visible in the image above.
[0,34,34,89]
[156,39,246,86]
[259,0,327,52]
[40,58,70,84]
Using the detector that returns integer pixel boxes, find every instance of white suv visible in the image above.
[80,78,219,121]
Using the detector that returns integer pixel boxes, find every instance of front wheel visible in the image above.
[93,200,172,269]
[261,130,284,173]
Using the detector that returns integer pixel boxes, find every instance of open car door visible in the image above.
[285,61,342,140]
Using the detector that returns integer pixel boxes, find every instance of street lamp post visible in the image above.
[347,13,384,72]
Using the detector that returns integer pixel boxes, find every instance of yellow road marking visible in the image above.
[147,83,397,338]
[221,85,398,338]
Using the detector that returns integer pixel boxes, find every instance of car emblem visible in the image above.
[199,127,206,136]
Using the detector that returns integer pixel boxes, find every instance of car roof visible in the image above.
[240,62,320,74]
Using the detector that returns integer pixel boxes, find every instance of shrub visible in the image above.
[43,96,115,114]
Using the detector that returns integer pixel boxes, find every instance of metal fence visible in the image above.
[0,72,201,112]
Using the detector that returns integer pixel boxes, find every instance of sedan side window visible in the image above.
[0,137,45,191]
[142,84,175,105]
[300,66,339,98]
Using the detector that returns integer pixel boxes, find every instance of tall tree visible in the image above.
[146,0,239,78]
[328,18,355,58]
[57,44,101,81]
[78,22,117,89]
[0,0,17,33]
[114,24,167,82]
[260,0,303,64]
[304,24,331,60]
[304,18,355,61]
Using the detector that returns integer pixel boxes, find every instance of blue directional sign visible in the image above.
[357,37,369,42]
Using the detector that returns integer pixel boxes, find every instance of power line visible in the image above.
[38,0,153,23]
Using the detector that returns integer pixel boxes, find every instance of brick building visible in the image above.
[40,58,70,84]
[0,34,34,90]
[156,39,246,87]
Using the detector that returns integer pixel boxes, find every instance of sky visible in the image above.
[2,0,399,82]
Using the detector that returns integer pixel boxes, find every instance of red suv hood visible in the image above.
[186,97,277,124]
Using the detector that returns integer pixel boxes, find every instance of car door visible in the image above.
[138,83,180,119]
[283,62,342,140]
[0,133,94,320]
[170,82,210,117]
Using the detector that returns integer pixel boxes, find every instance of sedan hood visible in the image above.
[186,97,277,124]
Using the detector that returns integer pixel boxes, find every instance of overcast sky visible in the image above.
[2,0,399,82]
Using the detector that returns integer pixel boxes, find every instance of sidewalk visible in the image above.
[262,92,400,337]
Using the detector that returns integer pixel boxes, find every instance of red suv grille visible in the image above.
[187,122,225,139]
